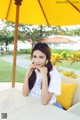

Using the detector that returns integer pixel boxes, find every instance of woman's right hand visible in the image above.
[27,63,36,77]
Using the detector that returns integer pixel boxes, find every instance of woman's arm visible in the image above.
[39,67,53,105]
[41,75,53,105]
[22,72,30,96]
[22,64,36,96]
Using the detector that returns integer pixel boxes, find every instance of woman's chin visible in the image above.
[36,66,40,69]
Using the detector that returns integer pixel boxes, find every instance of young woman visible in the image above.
[22,43,62,108]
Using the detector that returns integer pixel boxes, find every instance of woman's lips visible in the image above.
[35,64,41,67]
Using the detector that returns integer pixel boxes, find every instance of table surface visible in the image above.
[0,88,80,120]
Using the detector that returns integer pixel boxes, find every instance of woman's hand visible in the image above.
[27,63,36,77]
[38,67,48,78]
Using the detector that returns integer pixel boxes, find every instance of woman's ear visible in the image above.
[46,60,48,64]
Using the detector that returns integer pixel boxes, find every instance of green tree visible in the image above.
[0,28,14,51]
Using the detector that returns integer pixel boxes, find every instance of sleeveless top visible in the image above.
[29,69,61,104]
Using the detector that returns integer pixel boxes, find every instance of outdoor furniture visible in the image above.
[61,75,80,116]
[0,88,80,120]
[67,102,80,117]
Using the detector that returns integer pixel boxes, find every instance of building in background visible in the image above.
[42,35,80,50]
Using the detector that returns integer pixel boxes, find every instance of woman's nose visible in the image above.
[35,58,40,63]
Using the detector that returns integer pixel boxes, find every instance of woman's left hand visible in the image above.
[38,67,48,77]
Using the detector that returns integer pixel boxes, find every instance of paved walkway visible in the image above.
[2,54,31,69]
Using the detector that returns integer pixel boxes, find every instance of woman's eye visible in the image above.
[33,55,37,58]
[40,56,44,59]
[33,55,44,59]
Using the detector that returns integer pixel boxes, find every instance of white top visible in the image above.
[29,69,61,104]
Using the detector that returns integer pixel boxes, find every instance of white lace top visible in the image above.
[29,69,61,104]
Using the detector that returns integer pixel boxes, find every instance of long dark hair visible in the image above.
[28,43,53,90]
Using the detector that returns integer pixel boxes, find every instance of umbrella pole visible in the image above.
[12,5,20,87]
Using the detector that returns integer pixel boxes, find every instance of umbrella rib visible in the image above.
[67,0,80,13]
[6,0,12,20]
[38,0,49,25]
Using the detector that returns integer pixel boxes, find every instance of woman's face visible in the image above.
[32,50,47,68]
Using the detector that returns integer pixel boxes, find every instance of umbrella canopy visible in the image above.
[0,0,80,87]
[0,0,80,25]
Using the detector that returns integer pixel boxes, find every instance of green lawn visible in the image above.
[0,57,80,83]
[59,60,80,70]
[0,57,26,83]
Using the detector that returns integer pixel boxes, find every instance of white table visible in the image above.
[0,88,80,120]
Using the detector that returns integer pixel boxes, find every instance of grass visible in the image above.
[0,57,26,83]
[59,60,80,70]
[0,56,80,83]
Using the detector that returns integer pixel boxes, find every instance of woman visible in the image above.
[22,43,62,108]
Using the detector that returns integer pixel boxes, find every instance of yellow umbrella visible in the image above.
[0,0,80,87]
[0,0,80,25]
